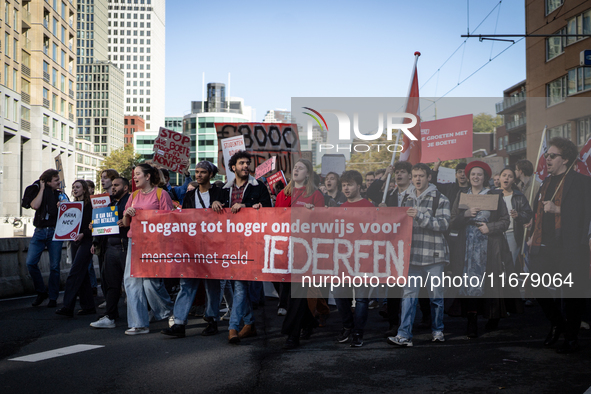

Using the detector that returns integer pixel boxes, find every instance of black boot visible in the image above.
[201,321,218,336]
[544,324,563,346]
[467,313,478,338]
[283,335,300,350]
[161,324,186,338]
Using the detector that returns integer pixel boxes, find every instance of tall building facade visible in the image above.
[107,0,165,131]
[495,80,526,166]
[124,114,144,144]
[76,0,124,156]
[1,0,78,218]
[525,0,591,164]
[263,109,291,123]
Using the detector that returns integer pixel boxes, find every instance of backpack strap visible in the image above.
[156,187,162,202]
[432,190,441,216]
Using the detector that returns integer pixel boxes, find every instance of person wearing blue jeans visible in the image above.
[22,169,65,307]
[161,279,221,338]
[26,227,63,305]
[387,163,451,347]
[227,280,255,343]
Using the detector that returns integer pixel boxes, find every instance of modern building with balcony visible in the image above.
[1,0,77,218]
[495,80,527,166]
[525,0,591,164]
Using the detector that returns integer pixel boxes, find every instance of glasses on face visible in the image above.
[543,153,563,160]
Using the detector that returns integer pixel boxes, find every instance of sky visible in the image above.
[164,0,526,121]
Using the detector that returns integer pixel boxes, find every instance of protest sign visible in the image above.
[255,156,276,179]
[92,206,120,236]
[420,114,473,163]
[220,135,246,184]
[267,171,287,194]
[152,127,191,173]
[458,193,499,211]
[54,154,65,189]
[321,154,346,177]
[91,193,111,209]
[467,156,505,177]
[436,167,456,184]
[216,123,301,178]
[53,202,84,241]
[130,207,413,282]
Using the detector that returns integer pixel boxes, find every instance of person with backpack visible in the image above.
[387,163,451,347]
[21,169,64,307]
[121,163,174,335]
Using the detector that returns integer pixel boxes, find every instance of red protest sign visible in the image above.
[91,193,111,209]
[130,207,412,282]
[53,202,84,241]
[152,127,191,173]
[420,114,473,163]
[267,171,286,195]
[255,156,276,179]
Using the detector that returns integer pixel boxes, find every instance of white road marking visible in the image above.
[8,344,104,362]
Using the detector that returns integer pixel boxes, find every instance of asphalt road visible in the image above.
[1,293,591,394]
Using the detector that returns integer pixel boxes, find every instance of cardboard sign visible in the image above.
[130,207,413,282]
[152,127,191,173]
[255,156,277,179]
[420,114,474,163]
[321,154,346,177]
[216,123,301,178]
[53,202,84,241]
[220,135,246,184]
[436,167,456,184]
[458,193,499,211]
[267,171,287,194]
[92,206,120,236]
[54,154,65,189]
[90,193,111,209]
[467,156,505,177]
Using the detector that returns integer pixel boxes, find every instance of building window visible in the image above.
[546,76,566,107]
[546,0,563,15]
[546,28,566,61]
[548,123,571,140]
[566,9,591,46]
[578,117,591,146]
[567,67,591,95]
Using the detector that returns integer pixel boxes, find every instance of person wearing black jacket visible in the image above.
[90,177,131,328]
[56,180,96,317]
[161,161,223,338]
[431,160,469,208]
[212,151,272,344]
[22,169,64,307]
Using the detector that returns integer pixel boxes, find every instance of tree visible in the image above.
[346,135,394,175]
[473,113,503,134]
[97,144,142,186]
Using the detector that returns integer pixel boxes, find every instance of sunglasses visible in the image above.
[543,153,563,160]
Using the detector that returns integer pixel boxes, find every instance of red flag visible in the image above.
[535,131,548,184]
[576,136,591,177]
[399,54,422,165]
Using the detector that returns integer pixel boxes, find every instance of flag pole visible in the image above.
[382,52,421,204]
[520,125,547,256]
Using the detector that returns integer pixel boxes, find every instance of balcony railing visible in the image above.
[21,119,31,131]
[23,38,31,51]
[21,91,30,104]
[506,116,527,131]
[68,113,74,121]
[43,19,48,29]
[506,141,527,154]
[69,136,74,145]
[69,89,74,98]
[43,71,50,82]
[21,64,31,77]
[43,46,48,55]
[22,11,32,27]
[43,98,50,108]
[495,92,526,113]
[43,124,50,134]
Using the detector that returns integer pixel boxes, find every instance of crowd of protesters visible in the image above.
[22,137,591,354]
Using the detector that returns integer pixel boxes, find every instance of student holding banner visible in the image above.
[90,177,131,329]
[449,161,515,338]
[22,169,64,308]
[161,161,223,338]
[212,151,272,344]
[122,164,174,335]
[56,180,96,317]
[276,159,325,350]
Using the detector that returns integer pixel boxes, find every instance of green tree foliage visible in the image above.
[97,145,142,186]
[473,112,503,134]
[347,135,394,175]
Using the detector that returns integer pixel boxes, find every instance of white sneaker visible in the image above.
[98,301,106,309]
[90,316,116,329]
[125,327,149,335]
[581,321,590,330]
[277,308,287,316]
[432,331,445,342]
[169,316,175,328]
[221,309,231,321]
[387,335,413,347]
